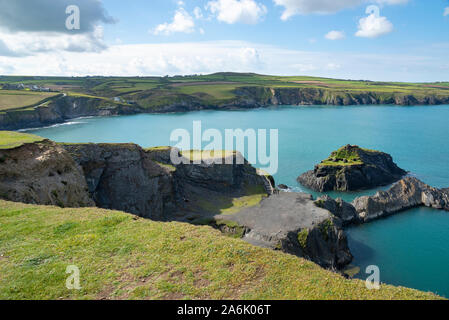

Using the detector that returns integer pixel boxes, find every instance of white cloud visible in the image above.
[444,7,449,17]
[274,0,360,19]
[0,25,107,57]
[273,0,409,20]
[0,40,446,82]
[325,30,345,40]
[355,7,394,38]
[153,8,195,35]
[206,0,267,24]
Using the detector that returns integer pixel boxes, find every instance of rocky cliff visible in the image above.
[0,95,141,131]
[0,140,93,207]
[61,145,274,221]
[298,145,407,192]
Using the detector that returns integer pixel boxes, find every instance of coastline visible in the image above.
[3,88,449,131]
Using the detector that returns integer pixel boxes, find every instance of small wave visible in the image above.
[19,121,86,132]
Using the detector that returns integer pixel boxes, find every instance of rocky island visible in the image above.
[298,145,407,192]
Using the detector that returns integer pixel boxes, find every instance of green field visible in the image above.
[0,200,441,300]
[0,90,59,111]
[0,131,45,149]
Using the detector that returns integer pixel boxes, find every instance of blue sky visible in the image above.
[0,0,448,81]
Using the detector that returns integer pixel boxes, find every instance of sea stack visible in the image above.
[298,145,407,192]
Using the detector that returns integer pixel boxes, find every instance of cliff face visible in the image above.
[0,95,141,130]
[0,140,93,207]
[298,145,407,192]
[62,144,177,220]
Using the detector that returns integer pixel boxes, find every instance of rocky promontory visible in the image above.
[298,145,407,192]
[353,177,449,222]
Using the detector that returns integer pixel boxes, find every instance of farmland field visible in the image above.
[0,90,59,111]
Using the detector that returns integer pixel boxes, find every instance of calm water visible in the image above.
[26,105,449,297]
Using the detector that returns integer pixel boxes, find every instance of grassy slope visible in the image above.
[0,131,45,149]
[0,90,59,111]
[0,200,441,300]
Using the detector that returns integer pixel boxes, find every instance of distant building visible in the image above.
[2,83,25,90]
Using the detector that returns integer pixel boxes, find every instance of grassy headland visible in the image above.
[0,131,45,150]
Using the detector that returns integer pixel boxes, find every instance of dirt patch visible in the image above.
[193,270,211,288]
[423,85,449,90]
[46,85,82,91]
[170,81,239,87]
[289,81,331,87]
[163,292,185,300]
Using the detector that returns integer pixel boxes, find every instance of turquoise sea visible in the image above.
[26,105,449,298]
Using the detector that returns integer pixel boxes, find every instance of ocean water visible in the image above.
[26,105,449,297]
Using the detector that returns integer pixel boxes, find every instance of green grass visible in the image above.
[0,200,442,300]
[0,90,59,111]
[320,146,379,166]
[0,131,45,150]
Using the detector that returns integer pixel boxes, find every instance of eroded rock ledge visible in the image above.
[298,145,407,192]
[315,177,449,224]
[353,177,449,222]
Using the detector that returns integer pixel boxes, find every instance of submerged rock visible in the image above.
[298,145,407,192]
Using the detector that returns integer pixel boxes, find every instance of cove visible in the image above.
[25,104,449,297]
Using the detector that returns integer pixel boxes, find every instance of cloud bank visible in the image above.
[0,40,445,82]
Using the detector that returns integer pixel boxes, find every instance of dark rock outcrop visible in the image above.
[218,192,353,270]
[298,145,407,192]
[353,177,449,222]
[0,140,94,207]
[62,144,177,220]
[315,195,360,226]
